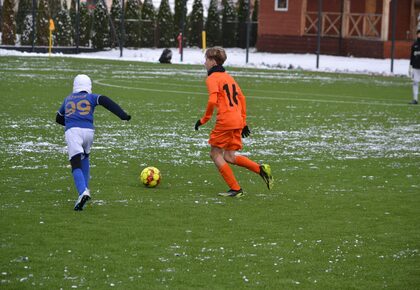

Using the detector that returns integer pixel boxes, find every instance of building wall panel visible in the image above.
[257,0,412,59]
[259,0,304,36]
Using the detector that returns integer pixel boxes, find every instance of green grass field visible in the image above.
[1,56,419,289]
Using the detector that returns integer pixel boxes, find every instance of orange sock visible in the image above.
[218,163,241,190]
[235,155,260,174]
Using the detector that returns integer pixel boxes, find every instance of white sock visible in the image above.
[413,82,419,101]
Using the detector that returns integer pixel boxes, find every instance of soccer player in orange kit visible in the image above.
[195,47,273,197]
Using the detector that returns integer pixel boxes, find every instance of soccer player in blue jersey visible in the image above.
[56,74,131,211]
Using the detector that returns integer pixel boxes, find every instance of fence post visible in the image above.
[180,0,186,62]
[0,0,2,33]
[316,0,322,69]
[120,0,125,57]
[76,0,80,53]
[390,0,397,73]
[245,0,251,63]
[31,0,36,52]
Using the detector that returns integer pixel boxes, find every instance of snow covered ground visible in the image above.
[0,47,410,76]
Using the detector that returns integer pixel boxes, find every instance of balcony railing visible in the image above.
[304,12,382,39]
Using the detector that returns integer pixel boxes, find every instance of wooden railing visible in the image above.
[304,12,382,39]
[305,12,341,37]
[347,13,382,38]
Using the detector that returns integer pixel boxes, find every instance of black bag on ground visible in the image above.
[159,48,172,64]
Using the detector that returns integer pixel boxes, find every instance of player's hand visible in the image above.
[195,120,202,130]
[409,65,413,78]
[241,125,251,138]
[123,115,131,121]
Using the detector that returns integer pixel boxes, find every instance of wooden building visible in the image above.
[256,0,417,59]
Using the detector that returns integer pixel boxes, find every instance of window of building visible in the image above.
[275,0,288,11]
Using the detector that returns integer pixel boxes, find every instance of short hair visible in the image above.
[417,29,420,34]
[205,47,227,65]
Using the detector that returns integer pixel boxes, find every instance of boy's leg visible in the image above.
[233,155,260,173]
[70,154,91,210]
[66,128,91,210]
[81,129,94,189]
[413,80,419,102]
[412,70,419,104]
[81,153,90,188]
[218,163,241,191]
[211,147,241,191]
[259,164,274,190]
[228,153,274,190]
[70,154,87,195]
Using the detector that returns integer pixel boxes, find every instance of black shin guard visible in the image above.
[70,154,82,171]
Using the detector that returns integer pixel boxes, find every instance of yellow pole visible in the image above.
[49,19,55,56]
[49,30,52,56]
[202,30,206,52]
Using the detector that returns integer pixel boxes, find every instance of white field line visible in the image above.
[95,79,207,95]
[94,79,409,107]
[106,78,401,102]
[248,88,400,102]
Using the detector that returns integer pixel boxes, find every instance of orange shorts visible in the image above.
[209,129,243,151]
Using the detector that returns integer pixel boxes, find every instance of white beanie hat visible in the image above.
[73,74,92,94]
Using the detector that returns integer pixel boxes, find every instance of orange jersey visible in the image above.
[200,71,246,130]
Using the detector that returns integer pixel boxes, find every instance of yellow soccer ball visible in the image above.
[139,166,161,188]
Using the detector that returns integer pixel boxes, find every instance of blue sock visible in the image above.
[81,156,90,189]
[72,168,86,195]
